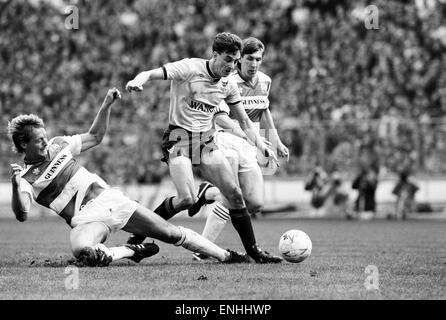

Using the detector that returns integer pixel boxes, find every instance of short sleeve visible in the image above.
[48,135,82,156]
[163,58,192,81]
[215,101,230,116]
[64,135,82,156]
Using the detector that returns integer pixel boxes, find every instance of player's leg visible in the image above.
[201,142,263,244]
[187,133,240,217]
[196,157,237,243]
[238,165,264,214]
[123,205,249,263]
[197,166,265,259]
[146,126,197,221]
[70,222,145,266]
[201,185,225,203]
[199,149,282,263]
[155,155,196,219]
[127,155,196,245]
[200,201,230,243]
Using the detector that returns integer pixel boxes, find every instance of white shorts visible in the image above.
[71,188,139,233]
[214,131,258,173]
[256,148,279,176]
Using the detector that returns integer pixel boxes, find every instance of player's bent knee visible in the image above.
[225,186,244,207]
[247,202,263,214]
[245,195,264,213]
[70,231,93,257]
[69,223,107,258]
[71,241,91,258]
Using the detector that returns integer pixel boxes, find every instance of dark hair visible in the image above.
[7,114,45,153]
[212,32,242,55]
[241,37,265,56]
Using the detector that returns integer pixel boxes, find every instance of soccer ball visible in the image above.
[278,229,312,263]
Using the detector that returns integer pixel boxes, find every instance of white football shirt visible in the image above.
[163,58,241,132]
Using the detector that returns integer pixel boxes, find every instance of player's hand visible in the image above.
[104,88,121,105]
[277,142,290,162]
[10,163,23,187]
[262,137,272,148]
[261,143,279,167]
[125,80,143,93]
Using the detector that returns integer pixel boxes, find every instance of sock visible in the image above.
[201,202,230,242]
[174,226,230,262]
[229,208,258,257]
[127,197,177,245]
[127,197,177,244]
[93,243,134,261]
[154,197,177,220]
[127,233,146,245]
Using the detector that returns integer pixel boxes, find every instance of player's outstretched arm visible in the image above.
[79,88,121,152]
[261,108,289,161]
[10,163,31,222]
[125,68,165,92]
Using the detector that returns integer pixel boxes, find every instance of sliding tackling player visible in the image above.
[8,88,249,266]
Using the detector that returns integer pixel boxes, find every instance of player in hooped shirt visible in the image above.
[126,33,282,263]
[8,88,249,266]
[188,38,290,259]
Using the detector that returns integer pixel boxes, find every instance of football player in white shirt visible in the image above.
[126,33,282,263]
[8,88,249,266]
[187,38,290,259]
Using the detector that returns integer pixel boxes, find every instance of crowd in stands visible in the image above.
[1,0,445,184]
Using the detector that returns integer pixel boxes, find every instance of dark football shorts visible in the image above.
[161,124,218,165]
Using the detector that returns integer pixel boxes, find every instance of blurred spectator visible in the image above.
[325,171,351,219]
[390,169,420,220]
[304,166,329,213]
[352,165,379,219]
[305,167,350,217]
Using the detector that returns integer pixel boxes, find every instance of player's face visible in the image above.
[240,50,263,80]
[24,127,48,159]
[213,51,241,77]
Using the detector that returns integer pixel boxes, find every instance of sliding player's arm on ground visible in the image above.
[125,68,165,92]
[261,108,289,161]
[10,164,31,222]
[229,102,277,163]
[79,88,121,152]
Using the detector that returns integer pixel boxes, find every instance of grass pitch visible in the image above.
[0,216,445,300]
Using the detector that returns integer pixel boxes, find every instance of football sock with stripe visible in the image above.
[127,196,177,245]
[175,226,229,262]
[201,202,230,243]
[229,208,258,257]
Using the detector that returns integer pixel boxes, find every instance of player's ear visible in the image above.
[19,142,27,152]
